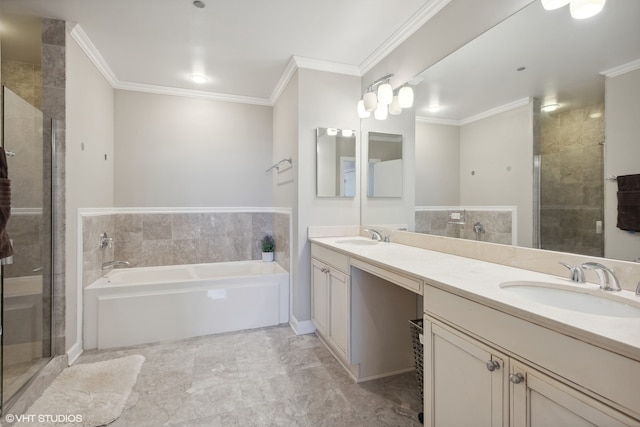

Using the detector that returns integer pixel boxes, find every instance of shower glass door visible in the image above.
[1,87,53,408]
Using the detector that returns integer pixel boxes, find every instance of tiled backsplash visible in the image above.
[415,207,515,245]
[81,209,291,288]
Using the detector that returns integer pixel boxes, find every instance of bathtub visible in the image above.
[83,261,290,349]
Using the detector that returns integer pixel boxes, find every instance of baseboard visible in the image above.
[289,314,316,335]
[66,341,83,365]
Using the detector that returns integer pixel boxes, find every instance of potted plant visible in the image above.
[261,234,275,262]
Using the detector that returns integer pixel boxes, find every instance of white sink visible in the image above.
[499,281,640,318]
[335,239,379,246]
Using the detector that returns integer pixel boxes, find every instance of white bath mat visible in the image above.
[14,355,144,427]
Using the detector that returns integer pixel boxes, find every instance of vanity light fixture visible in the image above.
[326,128,338,136]
[540,0,606,19]
[341,129,354,137]
[189,74,208,83]
[357,73,414,120]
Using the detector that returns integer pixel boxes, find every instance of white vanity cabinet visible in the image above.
[424,284,640,427]
[311,244,350,361]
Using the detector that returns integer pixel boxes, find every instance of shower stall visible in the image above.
[1,86,54,409]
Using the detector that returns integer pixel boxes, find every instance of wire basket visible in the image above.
[409,318,424,404]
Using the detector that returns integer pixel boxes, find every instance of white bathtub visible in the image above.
[83,261,290,349]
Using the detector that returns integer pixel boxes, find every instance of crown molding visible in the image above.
[115,81,271,106]
[600,59,640,78]
[293,56,361,76]
[359,0,452,75]
[460,97,530,126]
[416,116,460,126]
[68,23,119,87]
[269,57,299,105]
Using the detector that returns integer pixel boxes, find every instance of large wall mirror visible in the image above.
[361,0,640,261]
[316,127,356,198]
[367,132,403,198]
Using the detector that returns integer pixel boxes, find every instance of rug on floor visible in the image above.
[15,355,145,427]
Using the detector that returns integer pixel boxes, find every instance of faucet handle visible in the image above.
[581,262,621,292]
[558,261,585,283]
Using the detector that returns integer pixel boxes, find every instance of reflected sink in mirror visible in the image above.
[499,281,640,318]
[335,239,379,246]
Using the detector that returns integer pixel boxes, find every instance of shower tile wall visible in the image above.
[81,211,291,288]
[415,209,513,245]
[539,103,604,257]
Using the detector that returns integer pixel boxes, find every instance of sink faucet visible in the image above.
[363,228,383,241]
[581,262,621,292]
[102,260,131,270]
[558,262,585,283]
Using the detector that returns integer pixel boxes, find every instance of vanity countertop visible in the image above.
[310,236,640,363]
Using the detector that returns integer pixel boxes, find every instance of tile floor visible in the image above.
[76,325,423,426]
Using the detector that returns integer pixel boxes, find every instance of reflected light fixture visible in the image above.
[326,128,338,136]
[357,74,414,120]
[540,0,606,19]
[341,129,354,137]
[541,103,560,112]
[190,74,208,83]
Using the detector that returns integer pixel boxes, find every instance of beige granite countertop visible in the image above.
[310,236,640,363]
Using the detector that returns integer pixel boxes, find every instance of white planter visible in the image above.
[262,252,274,262]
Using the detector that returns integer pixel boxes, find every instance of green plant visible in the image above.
[261,234,275,252]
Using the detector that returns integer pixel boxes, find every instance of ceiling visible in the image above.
[414,0,640,123]
[0,0,449,104]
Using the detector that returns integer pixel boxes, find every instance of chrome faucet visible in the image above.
[558,262,585,283]
[581,262,621,292]
[102,260,131,270]
[363,228,383,241]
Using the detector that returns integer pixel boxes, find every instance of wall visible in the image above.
[66,32,114,355]
[539,103,604,257]
[604,68,640,261]
[114,91,273,207]
[294,69,361,326]
[415,121,460,206]
[459,104,533,247]
[80,209,290,290]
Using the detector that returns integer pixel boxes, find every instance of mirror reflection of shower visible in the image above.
[1,86,54,408]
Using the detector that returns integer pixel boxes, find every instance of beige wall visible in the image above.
[604,68,640,261]
[113,91,273,207]
[65,35,115,353]
[460,104,533,247]
[415,121,460,206]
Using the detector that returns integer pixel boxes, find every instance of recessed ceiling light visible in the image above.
[427,105,440,113]
[189,74,208,84]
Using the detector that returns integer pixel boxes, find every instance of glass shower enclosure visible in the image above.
[1,86,54,409]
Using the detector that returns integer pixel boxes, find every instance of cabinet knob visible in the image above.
[321,267,330,273]
[486,360,500,372]
[509,373,524,384]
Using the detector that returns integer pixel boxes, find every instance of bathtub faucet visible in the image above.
[102,260,131,270]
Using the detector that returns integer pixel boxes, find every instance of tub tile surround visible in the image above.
[415,207,515,245]
[80,209,291,288]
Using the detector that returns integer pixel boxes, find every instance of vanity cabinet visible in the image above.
[311,244,350,361]
[424,284,640,426]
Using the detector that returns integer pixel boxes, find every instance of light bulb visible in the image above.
[357,100,371,118]
[377,83,393,105]
[363,92,377,112]
[374,104,388,120]
[540,0,570,10]
[569,0,606,19]
[398,86,414,108]
[389,96,402,115]
[341,129,353,137]
[326,128,338,136]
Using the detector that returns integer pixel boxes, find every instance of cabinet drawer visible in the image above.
[351,258,422,295]
[425,285,640,419]
[311,244,350,274]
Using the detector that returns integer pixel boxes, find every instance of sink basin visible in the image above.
[335,239,379,246]
[499,281,640,318]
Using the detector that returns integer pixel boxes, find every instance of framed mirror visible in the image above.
[367,132,403,198]
[316,127,356,198]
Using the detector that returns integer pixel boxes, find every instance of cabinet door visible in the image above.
[425,321,508,427]
[510,361,640,427]
[328,268,349,360]
[311,259,329,336]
